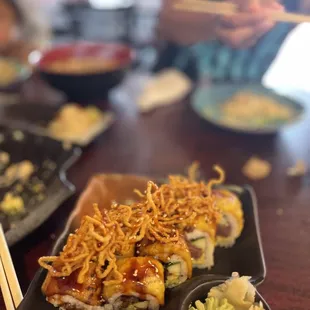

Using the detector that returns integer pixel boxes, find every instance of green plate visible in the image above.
[191,84,305,134]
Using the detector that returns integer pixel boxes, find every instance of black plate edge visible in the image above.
[6,146,82,246]
[245,185,267,286]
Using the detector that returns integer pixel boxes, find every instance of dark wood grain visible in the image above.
[2,87,310,310]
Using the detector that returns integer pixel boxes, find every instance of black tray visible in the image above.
[0,125,81,246]
[18,183,267,309]
[0,103,60,128]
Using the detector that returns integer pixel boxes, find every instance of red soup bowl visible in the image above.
[36,42,133,103]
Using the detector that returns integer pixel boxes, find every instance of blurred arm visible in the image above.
[158,0,217,45]
[299,0,310,12]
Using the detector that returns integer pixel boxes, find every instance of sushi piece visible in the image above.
[41,262,103,310]
[103,257,165,310]
[184,217,217,269]
[213,189,244,248]
[137,236,192,288]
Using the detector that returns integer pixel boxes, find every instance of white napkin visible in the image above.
[110,69,193,113]
[137,69,192,113]
[263,23,310,94]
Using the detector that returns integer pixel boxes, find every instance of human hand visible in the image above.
[215,0,284,48]
[158,0,218,45]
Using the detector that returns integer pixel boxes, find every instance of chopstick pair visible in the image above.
[0,224,23,310]
[174,0,310,24]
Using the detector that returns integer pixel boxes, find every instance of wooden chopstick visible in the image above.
[0,257,15,310]
[174,0,310,23]
[0,225,23,309]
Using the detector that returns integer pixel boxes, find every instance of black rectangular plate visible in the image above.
[18,184,266,310]
[0,103,60,128]
[0,125,81,246]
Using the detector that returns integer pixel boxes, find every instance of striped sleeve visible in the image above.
[153,43,198,80]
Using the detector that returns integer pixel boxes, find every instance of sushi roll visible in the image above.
[137,236,192,288]
[103,257,165,310]
[41,262,103,309]
[214,189,244,248]
[184,217,217,269]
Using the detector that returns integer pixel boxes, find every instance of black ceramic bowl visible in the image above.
[167,275,271,310]
[36,42,133,103]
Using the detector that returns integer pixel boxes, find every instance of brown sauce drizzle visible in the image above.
[44,269,83,297]
[43,265,102,306]
[122,258,160,299]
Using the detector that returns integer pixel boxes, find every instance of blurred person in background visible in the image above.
[155,0,308,81]
[0,0,50,63]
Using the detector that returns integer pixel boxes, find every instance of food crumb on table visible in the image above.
[242,156,272,180]
[12,130,25,141]
[287,160,308,177]
[276,208,284,216]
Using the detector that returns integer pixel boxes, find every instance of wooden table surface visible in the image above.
[1,85,310,310]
